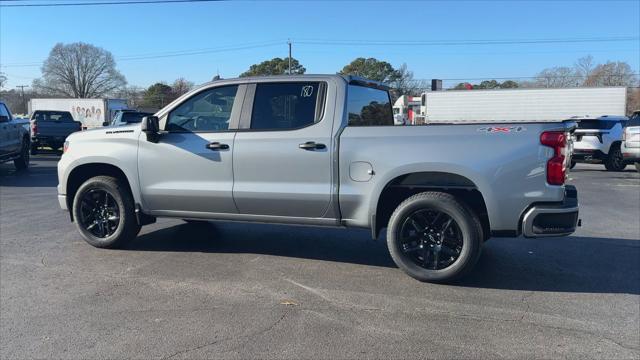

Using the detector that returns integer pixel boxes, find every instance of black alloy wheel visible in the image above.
[397,209,464,271]
[79,189,121,238]
[386,192,483,283]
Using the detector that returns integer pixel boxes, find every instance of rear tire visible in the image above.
[13,139,29,171]
[72,176,140,248]
[635,162,640,172]
[386,192,483,283]
[604,143,626,171]
[570,160,576,169]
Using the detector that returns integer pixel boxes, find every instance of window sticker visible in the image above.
[301,85,314,98]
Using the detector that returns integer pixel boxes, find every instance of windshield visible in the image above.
[576,119,618,130]
[111,111,152,125]
[121,112,152,123]
[627,113,640,127]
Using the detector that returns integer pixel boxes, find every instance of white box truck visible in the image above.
[28,98,128,129]
[419,87,627,123]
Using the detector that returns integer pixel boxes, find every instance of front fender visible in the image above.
[57,136,142,206]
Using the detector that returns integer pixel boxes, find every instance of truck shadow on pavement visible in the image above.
[125,222,640,295]
[0,156,59,187]
[460,236,640,295]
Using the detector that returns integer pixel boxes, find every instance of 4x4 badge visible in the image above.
[478,126,526,133]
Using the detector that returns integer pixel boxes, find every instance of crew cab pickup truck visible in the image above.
[0,101,30,170]
[30,110,82,154]
[57,75,580,282]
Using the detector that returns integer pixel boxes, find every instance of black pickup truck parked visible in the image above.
[30,110,82,154]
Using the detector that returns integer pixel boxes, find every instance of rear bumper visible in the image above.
[621,142,640,161]
[572,149,607,161]
[522,185,579,238]
[32,135,67,146]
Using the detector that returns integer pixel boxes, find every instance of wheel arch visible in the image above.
[65,162,135,221]
[372,171,490,241]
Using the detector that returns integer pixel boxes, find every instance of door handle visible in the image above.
[206,142,229,150]
[299,141,326,150]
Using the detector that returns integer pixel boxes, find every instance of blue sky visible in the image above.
[1,0,639,89]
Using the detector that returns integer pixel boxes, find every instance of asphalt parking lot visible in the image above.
[1,155,639,359]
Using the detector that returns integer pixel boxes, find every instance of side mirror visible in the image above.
[0,115,9,123]
[141,116,160,143]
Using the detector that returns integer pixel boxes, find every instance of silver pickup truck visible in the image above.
[57,75,579,282]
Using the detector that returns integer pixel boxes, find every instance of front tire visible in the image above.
[14,139,29,170]
[386,192,483,283]
[30,144,38,155]
[604,143,626,171]
[72,176,140,248]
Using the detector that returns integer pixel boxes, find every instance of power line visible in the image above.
[0,0,226,7]
[409,74,640,82]
[2,35,637,68]
[295,36,639,46]
[1,40,286,67]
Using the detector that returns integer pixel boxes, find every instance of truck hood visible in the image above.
[67,123,141,142]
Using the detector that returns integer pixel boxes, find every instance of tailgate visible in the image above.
[572,129,607,144]
[36,122,79,138]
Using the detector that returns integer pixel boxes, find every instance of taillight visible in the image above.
[623,129,627,141]
[540,131,567,185]
[31,121,37,134]
[63,141,69,154]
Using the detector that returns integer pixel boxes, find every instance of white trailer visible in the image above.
[28,98,128,129]
[393,95,422,125]
[420,87,627,123]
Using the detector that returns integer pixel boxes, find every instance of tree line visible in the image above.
[1,42,638,114]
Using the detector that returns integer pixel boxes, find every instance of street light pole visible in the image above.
[16,85,29,114]
[287,39,292,75]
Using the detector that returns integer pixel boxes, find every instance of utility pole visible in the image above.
[287,39,292,75]
[16,85,29,114]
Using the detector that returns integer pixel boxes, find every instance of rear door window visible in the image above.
[346,85,393,126]
[250,82,323,130]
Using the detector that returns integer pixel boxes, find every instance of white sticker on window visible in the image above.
[301,85,314,97]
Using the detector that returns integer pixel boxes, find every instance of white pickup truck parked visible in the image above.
[57,75,580,282]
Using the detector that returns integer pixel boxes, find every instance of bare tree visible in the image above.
[586,61,638,87]
[33,42,126,98]
[0,72,7,89]
[171,78,194,97]
[535,66,579,88]
[388,63,426,98]
[112,85,145,108]
[627,87,640,116]
[574,55,595,86]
